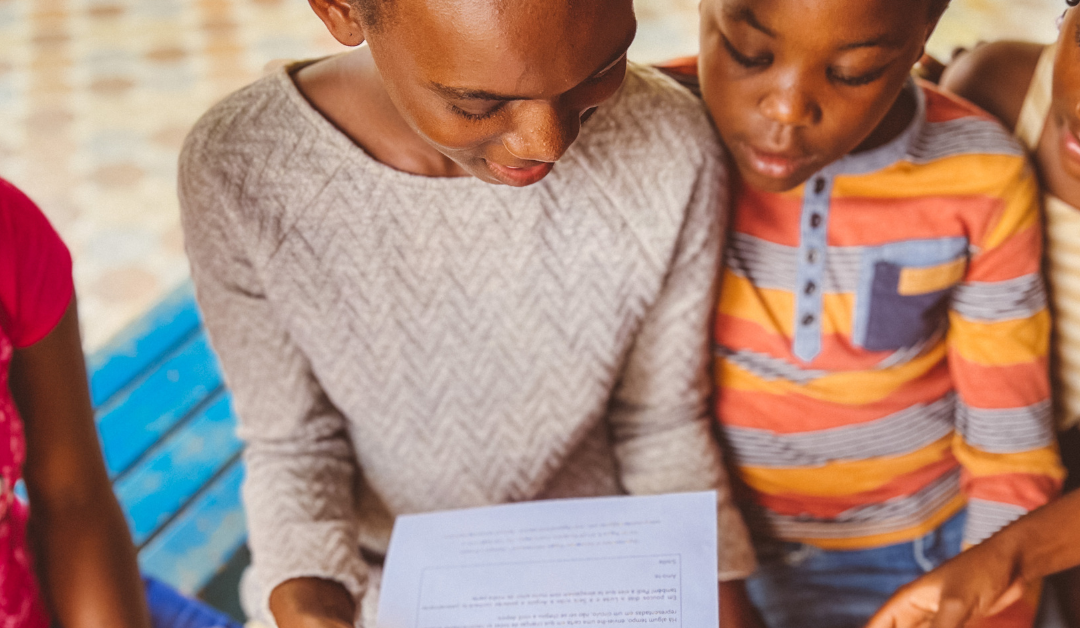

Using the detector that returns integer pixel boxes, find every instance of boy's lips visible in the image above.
[486,160,554,187]
[741,142,818,181]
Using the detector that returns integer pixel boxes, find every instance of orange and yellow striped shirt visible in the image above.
[715,81,1065,551]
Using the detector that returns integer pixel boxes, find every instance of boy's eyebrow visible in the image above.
[724,6,776,37]
[837,36,903,51]
[430,34,635,102]
[724,5,900,51]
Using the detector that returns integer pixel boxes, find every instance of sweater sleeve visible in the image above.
[178,136,367,620]
[947,158,1065,548]
[605,148,757,580]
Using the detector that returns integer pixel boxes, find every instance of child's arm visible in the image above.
[939,42,1044,131]
[946,157,1064,547]
[865,489,1080,628]
[10,297,151,628]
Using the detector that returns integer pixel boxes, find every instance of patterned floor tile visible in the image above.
[0,0,1064,350]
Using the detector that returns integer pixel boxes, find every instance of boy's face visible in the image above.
[1053,7,1080,182]
[699,0,935,192]
[365,0,636,187]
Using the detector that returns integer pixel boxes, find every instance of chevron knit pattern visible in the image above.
[179,63,756,623]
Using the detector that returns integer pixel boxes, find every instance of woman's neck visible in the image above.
[292,48,468,177]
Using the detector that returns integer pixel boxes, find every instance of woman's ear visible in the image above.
[308,0,367,46]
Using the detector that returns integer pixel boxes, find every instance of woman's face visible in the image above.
[364,0,636,186]
[1053,6,1080,181]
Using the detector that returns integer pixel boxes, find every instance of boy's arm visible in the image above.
[180,142,364,627]
[946,158,1064,546]
[604,148,757,583]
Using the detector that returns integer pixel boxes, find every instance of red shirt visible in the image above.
[0,178,73,627]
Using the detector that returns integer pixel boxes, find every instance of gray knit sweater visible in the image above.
[179,62,756,620]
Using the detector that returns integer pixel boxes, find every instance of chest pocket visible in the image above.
[852,238,968,352]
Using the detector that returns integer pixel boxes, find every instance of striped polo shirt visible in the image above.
[716,80,1065,550]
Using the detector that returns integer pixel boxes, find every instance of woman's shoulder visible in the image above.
[940,41,1046,130]
[586,63,721,166]
[181,67,307,169]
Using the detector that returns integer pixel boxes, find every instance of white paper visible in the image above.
[377,492,719,628]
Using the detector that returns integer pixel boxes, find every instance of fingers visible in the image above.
[928,596,976,628]
[865,585,938,628]
[985,580,1026,616]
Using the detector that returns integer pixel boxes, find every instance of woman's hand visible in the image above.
[270,577,357,628]
[864,541,1025,628]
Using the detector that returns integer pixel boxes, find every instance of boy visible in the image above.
[179,0,758,625]
[680,0,1064,626]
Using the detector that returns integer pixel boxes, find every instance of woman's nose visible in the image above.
[503,101,581,163]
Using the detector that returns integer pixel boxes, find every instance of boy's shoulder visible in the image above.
[910,80,1027,165]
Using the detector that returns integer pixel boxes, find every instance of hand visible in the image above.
[270,577,357,628]
[719,580,767,628]
[864,543,1025,628]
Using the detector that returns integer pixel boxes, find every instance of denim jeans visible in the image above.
[745,512,966,628]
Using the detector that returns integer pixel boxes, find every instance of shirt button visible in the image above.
[802,314,815,326]
[804,282,816,295]
[810,213,823,228]
[814,178,826,194]
[806,249,820,264]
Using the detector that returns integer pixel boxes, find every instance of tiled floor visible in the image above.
[0,0,1066,350]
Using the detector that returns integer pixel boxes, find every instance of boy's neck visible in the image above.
[851,82,917,156]
[292,48,470,178]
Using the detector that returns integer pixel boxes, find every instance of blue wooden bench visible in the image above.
[86,282,247,609]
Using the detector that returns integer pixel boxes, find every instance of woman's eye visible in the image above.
[450,102,504,121]
[721,34,772,69]
[585,57,627,85]
[828,66,888,87]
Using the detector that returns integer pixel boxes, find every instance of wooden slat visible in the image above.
[87,283,202,408]
[96,331,224,479]
[113,392,242,547]
[139,460,247,596]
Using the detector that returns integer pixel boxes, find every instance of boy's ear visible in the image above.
[308,0,368,46]
[923,0,949,44]
[917,0,948,59]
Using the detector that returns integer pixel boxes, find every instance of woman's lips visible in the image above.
[486,160,554,187]
[1061,126,1080,167]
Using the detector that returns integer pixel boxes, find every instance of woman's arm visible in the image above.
[939,41,1043,130]
[179,120,367,627]
[865,490,1080,628]
[10,297,151,628]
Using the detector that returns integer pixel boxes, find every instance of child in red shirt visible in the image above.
[0,177,149,627]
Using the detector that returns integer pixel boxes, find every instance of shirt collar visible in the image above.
[818,78,926,179]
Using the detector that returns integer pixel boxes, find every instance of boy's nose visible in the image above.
[760,85,821,128]
[504,102,581,164]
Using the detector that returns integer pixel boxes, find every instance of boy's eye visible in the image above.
[450,102,505,121]
[721,34,772,69]
[827,66,888,87]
